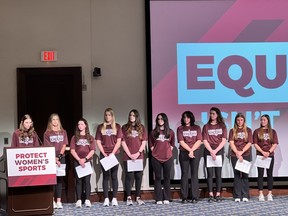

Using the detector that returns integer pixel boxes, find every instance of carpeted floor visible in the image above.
[53,196,288,216]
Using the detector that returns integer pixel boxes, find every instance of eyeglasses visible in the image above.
[157,118,163,121]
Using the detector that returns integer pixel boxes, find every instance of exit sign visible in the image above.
[41,51,57,62]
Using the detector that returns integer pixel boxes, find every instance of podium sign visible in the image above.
[6,147,56,187]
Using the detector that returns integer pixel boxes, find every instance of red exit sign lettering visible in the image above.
[41,51,57,62]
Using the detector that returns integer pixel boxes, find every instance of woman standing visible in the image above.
[122,109,147,206]
[149,113,175,205]
[177,111,202,204]
[95,108,122,206]
[229,113,252,202]
[43,113,68,209]
[70,118,96,208]
[11,114,39,147]
[253,114,278,201]
[202,107,227,202]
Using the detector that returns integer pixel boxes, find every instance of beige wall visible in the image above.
[0,0,150,191]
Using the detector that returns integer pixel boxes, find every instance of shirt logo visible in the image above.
[19,137,33,145]
[156,134,169,142]
[237,132,245,139]
[183,130,197,137]
[208,129,223,136]
[105,129,115,136]
[76,139,90,146]
[263,133,270,141]
[49,135,64,143]
[130,130,139,138]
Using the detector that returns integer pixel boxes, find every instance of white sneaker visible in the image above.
[75,200,82,208]
[111,198,118,206]
[242,198,249,202]
[103,198,110,207]
[53,201,57,209]
[85,200,91,207]
[163,200,170,204]
[56,202,63,209]
[126,197,133,206]
[258,194,265,201]
[235,198,241,202]
[267,193,273,201]
[156,201,163,205]
[136,198,145,205]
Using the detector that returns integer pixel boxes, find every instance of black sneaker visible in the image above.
[215,196,222,202]
[191,199,198,204]
[181,199,188,204]
[208,196,215,203]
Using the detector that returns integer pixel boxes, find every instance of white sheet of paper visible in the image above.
[254,155,272,169]
[56,164,66,176]
[100,154,119,171]
[127,159,143,172]
[235,159,251,174]
[206,155,222,167]
[75,162,93,178]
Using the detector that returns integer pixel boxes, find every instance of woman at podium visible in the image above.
[11,114,39,147]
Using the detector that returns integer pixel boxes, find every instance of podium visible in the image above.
[7,185,54,216]
[4,147,56,216]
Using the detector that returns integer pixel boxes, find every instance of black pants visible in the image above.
[151,156,173,202]
[100,154,119,198]
[179,149,201,200]
[231,155,250,199]
[123,161,143,198]
[55,157,65,199]
[257,156,274,191]
[204,149,223,193]
[74,160,91,200]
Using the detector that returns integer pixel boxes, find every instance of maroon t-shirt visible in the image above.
[228,127,252,157]
[253,128,278,156]
[43,130,68,155]
[202,123,227,149]
[149,129,175,163]
[70,135,96,159]
[95,123,123,154]
[11,129,39,147]
[122,124,148,161]
[177,125,202,151]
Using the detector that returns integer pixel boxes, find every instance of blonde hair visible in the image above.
[46,113,64,131]
[101,108,117,135]
[232,113,248,141]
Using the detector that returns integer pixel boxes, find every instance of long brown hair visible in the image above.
[258,114,274,143]
[123,109,143,139]
[208,107,225,127]
[75,118,92,144]
[19,114,35,141]
[153,113,171,139]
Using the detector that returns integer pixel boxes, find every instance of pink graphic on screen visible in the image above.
[149,0,288,179]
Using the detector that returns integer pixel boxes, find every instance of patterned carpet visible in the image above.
[53,196,288,216]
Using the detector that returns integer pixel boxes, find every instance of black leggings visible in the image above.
[100,154,119,198]
[179,149,201,200]
[55,157,65,199]
[231,155,250,198]
[74,160,91,200]
[204,149,224,193]
[257,156,274,191]
[151,156,173,201]
[123,161,143,198]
